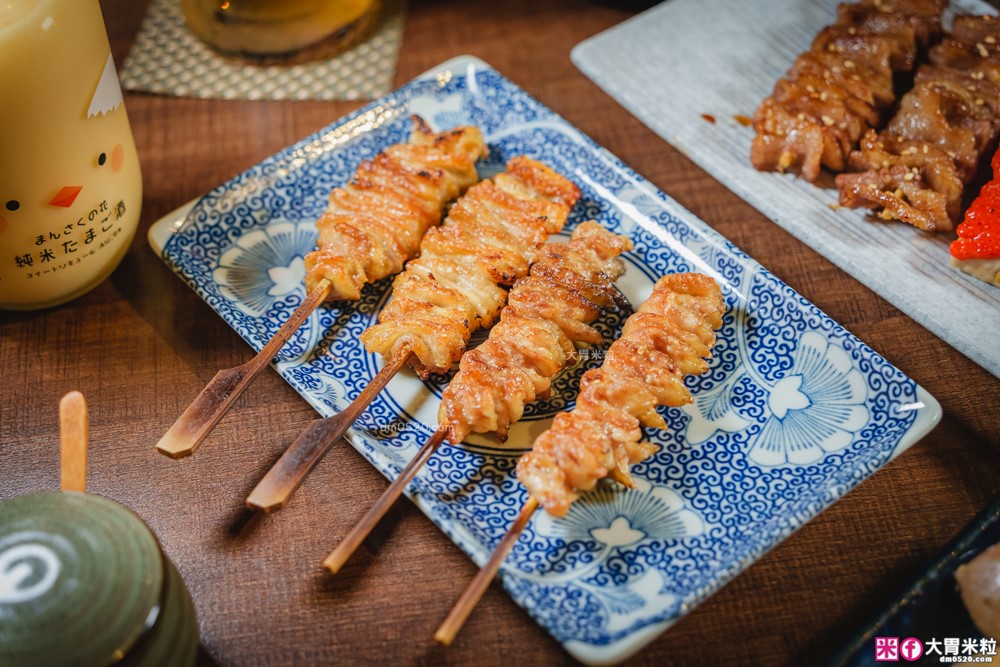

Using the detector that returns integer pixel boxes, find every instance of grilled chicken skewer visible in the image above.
[751,0,944,182]
[156,118,486,459]
[359,157,581,377]
[245,157,581,511]
[438,222,633,444]
[323,222,633,574]
[435,273,725,645]
[305,117,488,301]
[837,14,1000,232]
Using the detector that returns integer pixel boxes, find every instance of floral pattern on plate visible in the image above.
[683,326,871,467]
[213,221,316,317]
[151,56,941,665]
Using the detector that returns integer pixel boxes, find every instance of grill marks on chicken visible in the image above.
[751,0,944,182]
[516,273,725,517]
[437,222,633,445]
[360,157,581,377]
[303,117,487,301]
[837,15,1000,232]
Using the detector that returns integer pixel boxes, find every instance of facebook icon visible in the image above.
[900,637,924,661]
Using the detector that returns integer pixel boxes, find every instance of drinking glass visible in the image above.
[182,0,378,58]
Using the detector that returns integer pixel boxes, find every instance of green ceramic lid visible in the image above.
[0,491,164,667]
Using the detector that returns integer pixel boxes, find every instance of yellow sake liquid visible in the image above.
[0,0,142,310]
[182,0,376,57]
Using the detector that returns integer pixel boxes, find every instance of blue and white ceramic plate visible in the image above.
[149,56,942,665]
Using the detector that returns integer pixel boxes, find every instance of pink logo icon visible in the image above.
[900,637,924,661]
[875,637,900,662]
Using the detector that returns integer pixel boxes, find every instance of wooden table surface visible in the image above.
[3,1,999,665]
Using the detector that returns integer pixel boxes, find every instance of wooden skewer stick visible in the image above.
[323,427,448,573]
[245,349,414,512]
[59,391,88,493]
[434,496,540,646]
[156,278,332,459]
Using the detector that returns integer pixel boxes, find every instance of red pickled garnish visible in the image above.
[951,147,1000,261]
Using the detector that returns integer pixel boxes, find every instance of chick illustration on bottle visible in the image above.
[0,0,142,310]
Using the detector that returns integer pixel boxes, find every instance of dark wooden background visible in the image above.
[2,1,998,665]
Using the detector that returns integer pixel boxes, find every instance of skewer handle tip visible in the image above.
[156,278,331,459]
[59,391,88,493]
[154,367,243,459]
[246,348,414,513]
[321,552,345,575]
[245,491,286,514]
[322,427,447,575]
[434,496,539,646]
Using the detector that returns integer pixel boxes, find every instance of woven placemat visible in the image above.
[120,0,406,101]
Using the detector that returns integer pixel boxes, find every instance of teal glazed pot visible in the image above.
[0,492,198,666]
